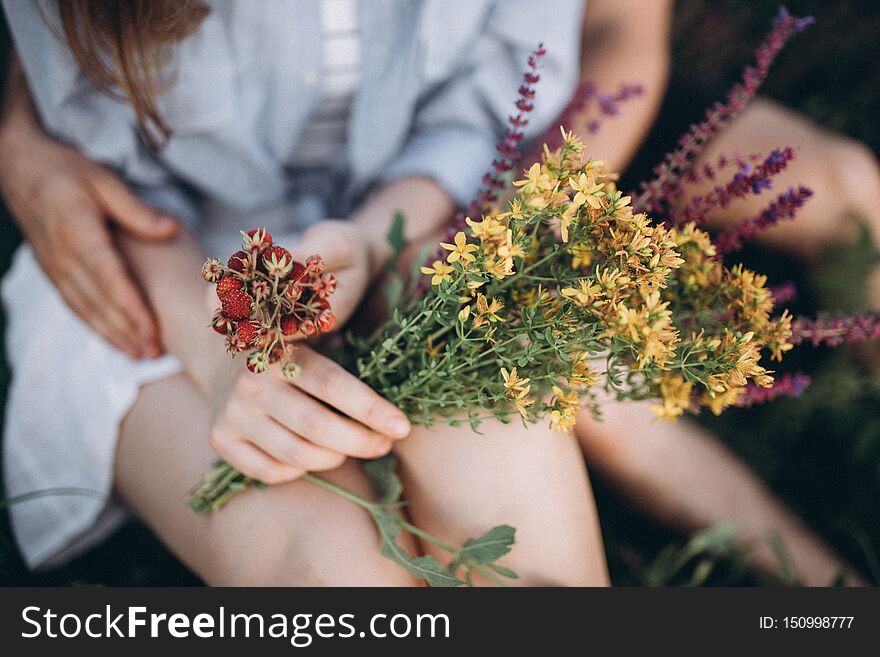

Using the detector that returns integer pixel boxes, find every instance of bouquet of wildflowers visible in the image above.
[188,8,879,586]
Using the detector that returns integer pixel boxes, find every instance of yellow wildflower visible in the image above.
[420,260,454,286]
[650,375,693,421]
[567,243,594,270]
[425,336,444,359]
[440,231,479,265]
[472,294,504,328]
[562,279,602,308]
[501,367,530,395]
[549,385,579,432]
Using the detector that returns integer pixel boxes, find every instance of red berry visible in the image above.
[236,320,261,345]
[243,227,272,252]
[316,311,336,333]
[211,311,234,335]
[312,273,336,299]
[227,250,250,273]
[221,289,253,320]
[288,261,307,282]
[306,254,324,274]
[216,276,243,298]
[202,258,223,283]
[262,245,293,278]
[280,315,300,336]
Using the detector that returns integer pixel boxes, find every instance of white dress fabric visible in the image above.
[0,0,585,568]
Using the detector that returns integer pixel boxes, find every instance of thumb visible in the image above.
[94,173,180,240]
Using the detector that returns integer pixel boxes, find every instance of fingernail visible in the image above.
[387,415,411,439]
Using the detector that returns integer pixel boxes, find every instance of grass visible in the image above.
[0,0,878,586]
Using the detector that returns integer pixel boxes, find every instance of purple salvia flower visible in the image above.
[735,372,812,408]
[770,281,798,304]
[790,314,880,348]
[416,44,547,296]
[714,185,813,254]
[671,148,796,226]
[534,80,643,155]
[634,7,814,217]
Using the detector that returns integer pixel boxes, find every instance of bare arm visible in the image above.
[0,53,181,358]
[572,0,672,172]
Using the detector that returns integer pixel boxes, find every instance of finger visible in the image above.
[85,236,162,357]
[55,276,139,358]
[93,172,179,240]
[226,398,345,471]
[209,424,304,485]
[66,263,144,357]
[288,348,411,439]
[257,376,394,459]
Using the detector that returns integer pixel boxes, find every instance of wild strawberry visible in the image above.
[227,250,250,273]
[312,272,336,299]
[226,333,248,353]
[235,320,261,346]
[268,343,288,363]
[316,310,336,333]
[242,227,273,253]
[281,360,301,382]
[202,258,223,283]
[305,254,324,275]
[288,260,307,282]
[280,315,300,336]
[299,318,317,337]
[221,289,253,320]
[251,279,271,302]
[216,276,243,299]
[285,281,303,302]
[211,310,235,335]
[247,351,269,374]
[262,245,293,278]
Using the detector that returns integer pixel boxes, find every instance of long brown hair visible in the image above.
[55,0,209,147]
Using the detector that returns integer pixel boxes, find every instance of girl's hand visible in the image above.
[0,132,179,359]
[209,347,412,484]
[292,219,380,328]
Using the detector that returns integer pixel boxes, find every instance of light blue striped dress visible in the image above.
[0,0,584,568]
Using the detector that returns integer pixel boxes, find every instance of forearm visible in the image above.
[572,0,672,172]
[0,54,42,150]
[351,175,454,280]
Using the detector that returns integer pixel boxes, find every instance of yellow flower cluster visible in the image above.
[411,128,793,429]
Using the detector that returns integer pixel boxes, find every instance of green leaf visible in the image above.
[383,273,405,311]
[486,563,519,579]
[362,454,403,504]
[385,212,408,271]
[458,525,516,565]
[373,509,463,587]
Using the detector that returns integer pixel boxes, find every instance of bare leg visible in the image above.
[395,419,609,586]
[115,372,418,586]
[687,97,880,308]
[576,400,866,586]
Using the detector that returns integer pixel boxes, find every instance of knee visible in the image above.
[831,139,880,212]
[209,544,418,587]
[201,506,418,587]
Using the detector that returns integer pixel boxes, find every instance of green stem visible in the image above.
[302,473,377,511]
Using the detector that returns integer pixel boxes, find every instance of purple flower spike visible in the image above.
[714,185,813,254]
[634,8,814,217]
[790,314,880,348]
[735,372,812,408]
